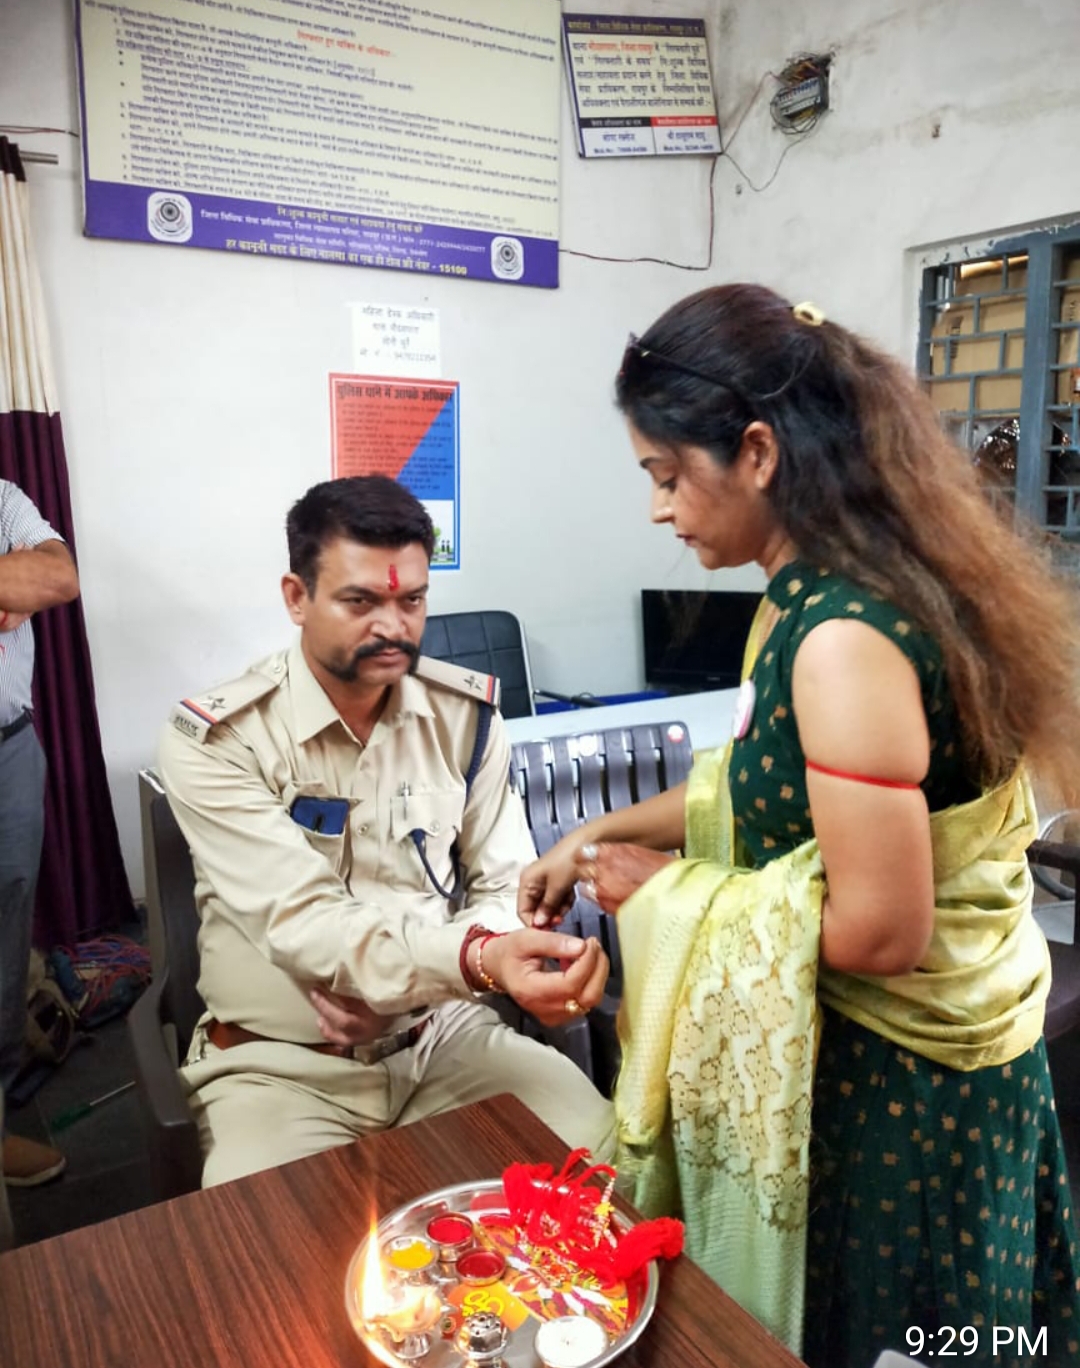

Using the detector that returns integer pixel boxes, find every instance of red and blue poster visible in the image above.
[330,374,460,570]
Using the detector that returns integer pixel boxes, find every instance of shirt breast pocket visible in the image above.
[283,781,352,876]
[390,788,463,895]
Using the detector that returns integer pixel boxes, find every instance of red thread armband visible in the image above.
[805,758,922,790]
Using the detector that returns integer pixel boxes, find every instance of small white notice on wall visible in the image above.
[562,13,721,158]
[351,304,441,378]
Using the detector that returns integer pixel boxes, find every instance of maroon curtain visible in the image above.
[0,137,133,943]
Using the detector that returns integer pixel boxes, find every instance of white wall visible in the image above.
[708,0,1080,337]
[2,0,1078,893]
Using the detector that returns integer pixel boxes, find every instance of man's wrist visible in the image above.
[458,924,508,995]
[459,924,494,995]
[475,933,505,993]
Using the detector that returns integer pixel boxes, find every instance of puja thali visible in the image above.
[344,1178,659,1367]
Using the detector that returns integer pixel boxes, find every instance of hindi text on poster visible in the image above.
[561,13,721,158]
[330,374,460,569]
[76,0,562,286]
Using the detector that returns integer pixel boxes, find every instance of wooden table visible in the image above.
[0,1094,804,1368]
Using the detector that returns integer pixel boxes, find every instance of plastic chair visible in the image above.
[507,720,694,1094]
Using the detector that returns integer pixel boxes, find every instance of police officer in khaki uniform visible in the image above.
[159,476,614,1186]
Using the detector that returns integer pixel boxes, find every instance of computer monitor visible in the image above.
[641,588,763,692]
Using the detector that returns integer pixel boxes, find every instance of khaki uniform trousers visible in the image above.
[183,1000,616,1187]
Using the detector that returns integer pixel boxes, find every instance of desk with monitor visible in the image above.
[505,587,754,751]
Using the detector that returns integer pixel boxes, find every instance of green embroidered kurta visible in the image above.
[731,560,978,868]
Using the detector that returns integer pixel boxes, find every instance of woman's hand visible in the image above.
[576,842,675,915]
[482,927,609,1027]
[517,841,582,928]
[518,789,690,928]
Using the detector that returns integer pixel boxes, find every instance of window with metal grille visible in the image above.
[918,225,1080,543]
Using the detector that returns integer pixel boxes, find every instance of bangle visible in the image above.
[476,933,505,994]
[459,924,492,995]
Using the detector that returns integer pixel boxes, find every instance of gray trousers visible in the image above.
[0,722,45,1105]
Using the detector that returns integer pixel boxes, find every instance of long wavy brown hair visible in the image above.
[616,283,1080,802]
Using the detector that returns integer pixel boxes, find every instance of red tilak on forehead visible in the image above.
[387,564,399,590]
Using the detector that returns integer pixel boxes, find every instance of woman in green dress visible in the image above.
[519,285,1080,1366]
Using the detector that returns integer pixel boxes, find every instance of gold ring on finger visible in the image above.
[565,998,583,1016]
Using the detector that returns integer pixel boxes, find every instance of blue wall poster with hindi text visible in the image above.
[75,0,562,288]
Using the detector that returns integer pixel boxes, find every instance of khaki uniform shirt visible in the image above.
[158,643,536,1041]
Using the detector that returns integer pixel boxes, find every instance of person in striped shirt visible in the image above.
[0,479,78,1218]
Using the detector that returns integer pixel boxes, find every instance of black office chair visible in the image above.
[422,610,606,720]
[422,611,537,719]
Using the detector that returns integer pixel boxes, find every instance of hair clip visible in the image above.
[792,301,826,326]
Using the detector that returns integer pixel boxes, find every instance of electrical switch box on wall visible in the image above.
[771,54,831,133]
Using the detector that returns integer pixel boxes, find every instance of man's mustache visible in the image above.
[351,638,420,664]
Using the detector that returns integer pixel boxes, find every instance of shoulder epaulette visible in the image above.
[414,655,501,710]
[168,660,283,743]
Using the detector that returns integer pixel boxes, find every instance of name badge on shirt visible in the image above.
[732,680,756,740]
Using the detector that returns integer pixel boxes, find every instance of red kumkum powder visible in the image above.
[457,1249,505,1283]
[427,1215,473,1244]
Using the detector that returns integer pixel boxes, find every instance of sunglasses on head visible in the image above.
[622,333,738,392]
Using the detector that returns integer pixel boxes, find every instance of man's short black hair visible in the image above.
[286,476,435,592]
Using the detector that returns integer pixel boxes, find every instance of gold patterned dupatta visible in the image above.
[612,601,1048,1355]
[614,747,824,1352]
[613,596,823,1350]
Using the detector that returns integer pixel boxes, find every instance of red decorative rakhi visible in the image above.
[500,1148,683,1289]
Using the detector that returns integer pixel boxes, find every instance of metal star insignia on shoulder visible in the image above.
[168,667,280,742]
[414,655,501,708]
